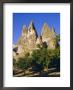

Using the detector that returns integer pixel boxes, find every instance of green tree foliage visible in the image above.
[16,53,32,70]
[31,43,60,71]
[48,46,60,70]
[13,37,60,73]
[13,58,17,66]
[32,45,50,71]
[56,34,60,41]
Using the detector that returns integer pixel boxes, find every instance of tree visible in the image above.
[31,42,60,72]
[13,58,16,66]
[48,46,60,71]
[31,44,51,72]
[14,41,60,74]
[56,34,60,41]
[16,53,32,71]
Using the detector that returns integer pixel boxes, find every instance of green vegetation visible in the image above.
[13,36,60,76]
[31,44,60,72]
[56,34,60,41]
[13,45,60,73]
[16,54,32,70]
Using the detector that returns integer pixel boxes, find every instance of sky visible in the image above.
[13,13,60,44]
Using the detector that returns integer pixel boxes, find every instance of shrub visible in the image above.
[16,55,32,70]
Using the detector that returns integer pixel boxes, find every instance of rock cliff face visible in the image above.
[13,21,57,60]
[27,21,38,50]
[41,23,57,49]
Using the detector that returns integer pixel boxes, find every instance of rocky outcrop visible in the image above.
[27,21,38,50]
[41,23,56,49]
[13,21,58,60]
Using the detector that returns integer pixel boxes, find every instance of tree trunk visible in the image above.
[43,66,48,72]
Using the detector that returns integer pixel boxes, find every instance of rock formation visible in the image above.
[27,21,38,50]
[13,21,58,61]
[41,23,57,49]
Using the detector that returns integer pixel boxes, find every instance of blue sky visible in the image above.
[13,13,60,44]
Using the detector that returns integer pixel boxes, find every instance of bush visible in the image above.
[13,58,17,66]
[16,55,32,70]
[31,46,51,71]
[14,44,60,72]
[48,47,60,70]
[31,44,60,72]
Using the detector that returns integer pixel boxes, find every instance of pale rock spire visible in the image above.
[22,25,28,36]
[27,21,38,49]
[41,23,51,38]
[28,21,38,37]
[51,26,56,38]
[41,23,52,43]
